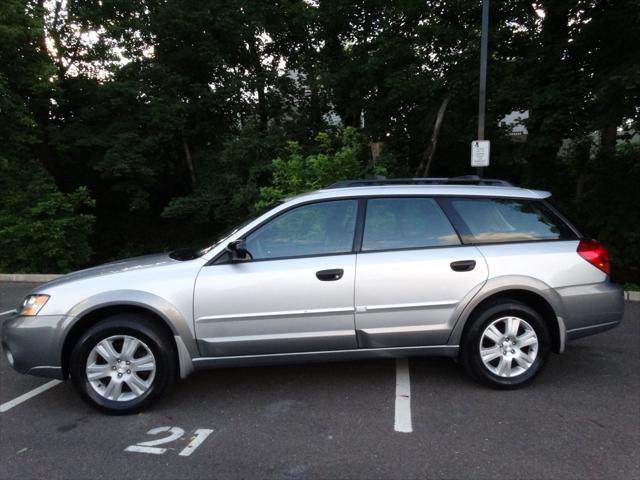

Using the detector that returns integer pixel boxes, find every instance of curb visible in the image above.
[625,291,640,302]
[1,273,639,302]
[0,274,62,283]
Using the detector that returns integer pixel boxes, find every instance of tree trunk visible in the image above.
[573,139,591,205]
[181,132,197,190]
[414,96,450,177]
[247,36,268,130]
[600,123,618,160]
[369,141,384,168]
[305,61,322,132]
[32,0,56,176]
[523,1,571,187]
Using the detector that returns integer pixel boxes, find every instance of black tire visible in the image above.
[460,299,550,389]
[69,314,177,414]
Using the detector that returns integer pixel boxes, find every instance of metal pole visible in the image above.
[477,0,489,178]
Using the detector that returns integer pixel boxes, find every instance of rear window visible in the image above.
[447,198,576,244]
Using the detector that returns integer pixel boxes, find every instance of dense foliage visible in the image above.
[256,127,386,208]
[0,0,638,282]
[0,160,94,272]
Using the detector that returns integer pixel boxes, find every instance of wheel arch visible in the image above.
[60,292,197,379]
[449,278,566,354]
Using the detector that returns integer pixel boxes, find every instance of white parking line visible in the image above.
[0,380,62,413]
[394,358,413,433]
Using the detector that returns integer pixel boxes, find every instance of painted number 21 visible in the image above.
[125,427,213,457]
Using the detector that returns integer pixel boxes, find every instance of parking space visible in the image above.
[1,282,639,479]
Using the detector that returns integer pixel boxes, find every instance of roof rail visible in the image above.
[326,175,513,189]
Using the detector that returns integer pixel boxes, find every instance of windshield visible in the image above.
[169,203,281,261]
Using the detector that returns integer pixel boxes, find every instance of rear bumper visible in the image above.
[557,282,625,342]
[1,314,66,379]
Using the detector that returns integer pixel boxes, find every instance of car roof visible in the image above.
[285,184,551,203]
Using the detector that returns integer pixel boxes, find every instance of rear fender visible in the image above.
[447,276,567,351]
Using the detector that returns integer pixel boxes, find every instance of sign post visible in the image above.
[476,0,490,177]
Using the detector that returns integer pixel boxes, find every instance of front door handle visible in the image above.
[316,269,344,281]
[450,260,476,272]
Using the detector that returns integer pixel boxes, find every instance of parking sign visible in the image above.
[471,140,490,167]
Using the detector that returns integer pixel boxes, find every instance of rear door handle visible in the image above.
[316,269,344,281]
[450,260,476,272]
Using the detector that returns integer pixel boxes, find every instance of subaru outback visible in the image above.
[2,177,624,413]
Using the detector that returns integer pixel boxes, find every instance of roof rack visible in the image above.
[326,175,513,189]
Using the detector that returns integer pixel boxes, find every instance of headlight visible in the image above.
[20,295,50,316]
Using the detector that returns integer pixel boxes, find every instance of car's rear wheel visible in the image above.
[461,299,550,389]
[69,314,176,414]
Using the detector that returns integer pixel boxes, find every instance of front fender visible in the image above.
[62,290,198,377]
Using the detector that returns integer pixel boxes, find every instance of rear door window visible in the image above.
[446,198,575,243]
[362,197,460,251]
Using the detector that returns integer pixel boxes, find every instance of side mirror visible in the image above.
[226,239,251,261]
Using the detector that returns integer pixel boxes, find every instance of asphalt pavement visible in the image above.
[1,282,638,479]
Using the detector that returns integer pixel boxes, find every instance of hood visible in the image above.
[38,253,179,290]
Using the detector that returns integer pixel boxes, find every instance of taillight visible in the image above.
[577,239,610,275]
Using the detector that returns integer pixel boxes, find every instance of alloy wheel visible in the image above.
[479,316,539,378]
[85,335,156,401]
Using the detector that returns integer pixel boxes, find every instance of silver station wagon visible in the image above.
[2,177,625,413]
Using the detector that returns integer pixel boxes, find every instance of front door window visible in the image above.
[245,200,358,260]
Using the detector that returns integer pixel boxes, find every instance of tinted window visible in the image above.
[362,198,460,251]
[449,198,575,243]
[246,200,357,259]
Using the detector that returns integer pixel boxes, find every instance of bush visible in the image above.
[0,160,95,273]
[257,127,386,209]
[580,143,640,284]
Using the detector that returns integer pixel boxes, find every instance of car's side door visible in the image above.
[354,196,489,348]
[193,199,360,357]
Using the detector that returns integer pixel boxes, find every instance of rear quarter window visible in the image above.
[446,198,576,244]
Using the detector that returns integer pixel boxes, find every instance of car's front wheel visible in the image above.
[69,314,176,414]
[461,299,550,389]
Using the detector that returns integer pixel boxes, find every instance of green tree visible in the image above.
[161,124,287,246]
[0,0,95,272]
[257,127,383,208]
[0,160,94,273]
[1,0,638,283]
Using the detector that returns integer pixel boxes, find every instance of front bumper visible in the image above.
[1,314,67,379]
